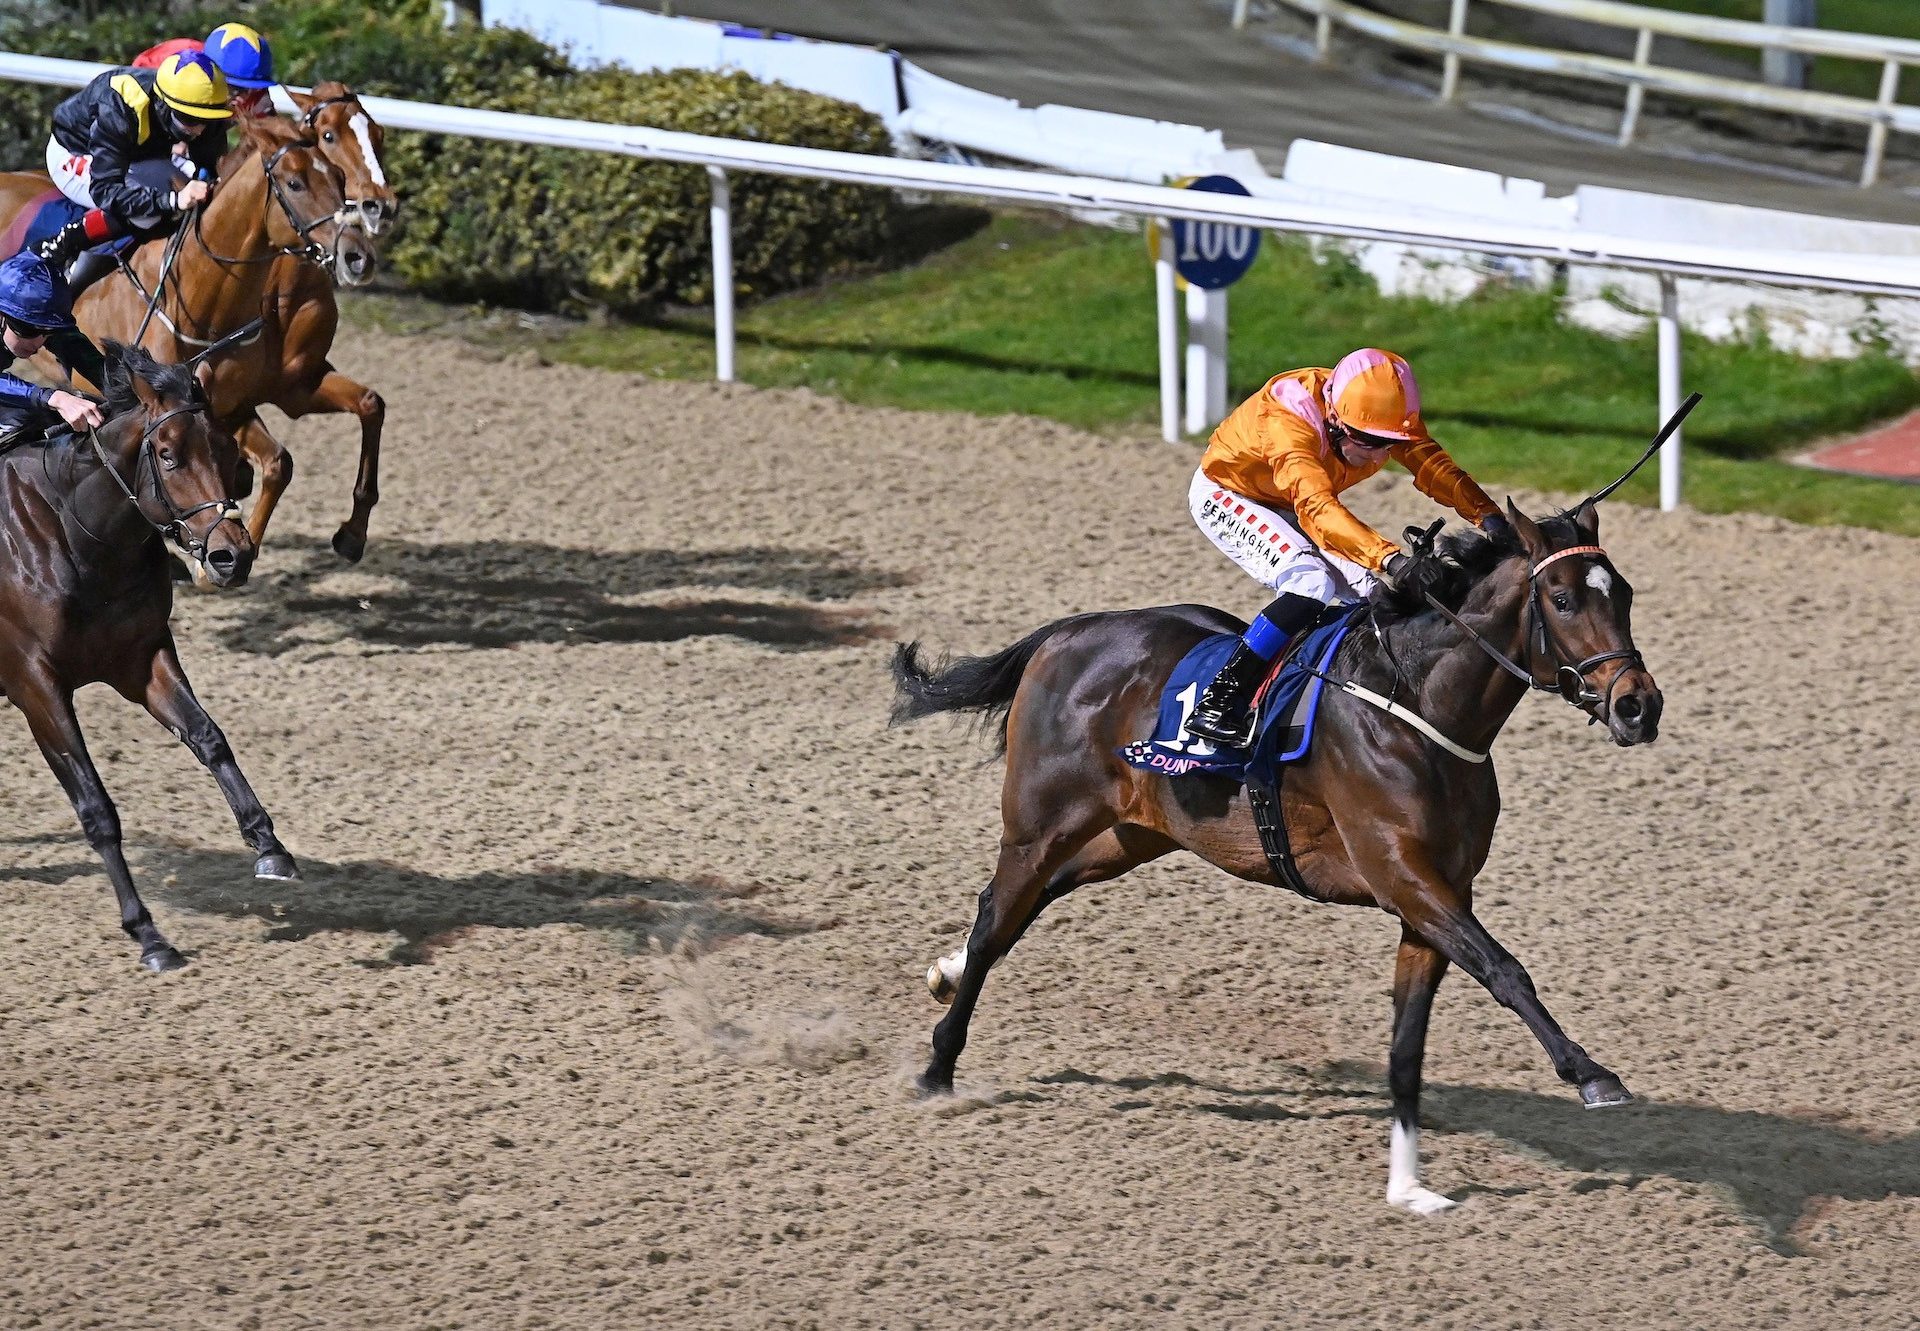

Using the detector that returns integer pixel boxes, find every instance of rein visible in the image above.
[82,404,241,561]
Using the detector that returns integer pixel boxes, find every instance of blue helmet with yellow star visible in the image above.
[204,22,275,90]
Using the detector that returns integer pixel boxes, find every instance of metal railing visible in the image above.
[7,49,1920,509]
[1232,0,1920,186]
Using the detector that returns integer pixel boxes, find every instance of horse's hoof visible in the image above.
[331,526,366,564]
[1387,1185,1459,1215]
[140,945,188,973]
[254,853,301,882]
[1580,1074,1634,1109]
[926,962,956,1006]
[915,1070,954,1098]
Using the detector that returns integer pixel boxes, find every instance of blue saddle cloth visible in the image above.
[1119,605,1364,783]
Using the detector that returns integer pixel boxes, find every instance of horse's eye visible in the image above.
[323,131,335,144]
[288,177,306,192]
[1552,592,1573,613]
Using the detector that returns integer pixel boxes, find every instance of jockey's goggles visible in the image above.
[1328,417,1397,453]
[3,316,53,340]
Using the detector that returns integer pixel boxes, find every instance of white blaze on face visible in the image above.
[348,112,387,188]
[1586,565,1614,597]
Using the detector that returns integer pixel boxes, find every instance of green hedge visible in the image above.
[1,1,898,314]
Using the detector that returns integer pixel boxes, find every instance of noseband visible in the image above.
[86,404,242,562]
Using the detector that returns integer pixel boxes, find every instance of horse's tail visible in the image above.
[890,614,1097,755]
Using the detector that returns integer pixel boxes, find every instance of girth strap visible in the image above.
[1245,775,1317,901]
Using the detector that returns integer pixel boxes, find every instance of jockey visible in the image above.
[0,252,107,447]
[133,22,279,119]
[1183,348,1511,748]
[34,51,234,299]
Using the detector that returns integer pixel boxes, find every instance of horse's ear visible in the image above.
[127,367,163,413]
[1573,499,1600,541]
[1504,498,1548,558]
[285,86,314,116]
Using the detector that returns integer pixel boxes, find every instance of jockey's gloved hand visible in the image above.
[1383,552,1413,585]
[1478,511,1515,545]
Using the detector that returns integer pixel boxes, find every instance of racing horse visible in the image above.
[0,115,371,559]
[215,82,399,562]
[891,499,1662,1213]
[0,340,297,972]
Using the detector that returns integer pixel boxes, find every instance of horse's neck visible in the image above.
[1406,558,1535,755]
[56,426,156,578]
[157,158,275,341]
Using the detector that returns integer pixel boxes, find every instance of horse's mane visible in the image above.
[1367,510,1589,620]
[101,340,201,419]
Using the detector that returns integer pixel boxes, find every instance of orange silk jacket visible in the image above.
[1200,368,1497,571]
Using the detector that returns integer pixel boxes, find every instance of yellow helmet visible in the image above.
[154,50,233,121]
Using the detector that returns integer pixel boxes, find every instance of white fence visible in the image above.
[1234,0,1920,186]
[8,49,1920,509]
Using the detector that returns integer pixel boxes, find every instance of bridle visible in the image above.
[83,403,242,562]
[194,137,351,273]
[1419,536,1641,725]
[1413,391,1702,726]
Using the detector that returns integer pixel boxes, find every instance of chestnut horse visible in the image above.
[0,341,297,972]
[891,501,1661,1213]
[218,83,398,562]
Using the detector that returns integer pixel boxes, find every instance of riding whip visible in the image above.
[1587,392,1702,505]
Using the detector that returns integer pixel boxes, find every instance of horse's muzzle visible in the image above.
[357,197,397,235]
[336,231,378,287]
[200,527,255,589]
[1606,668,1662,746]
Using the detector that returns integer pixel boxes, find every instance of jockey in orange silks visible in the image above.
[1183,348,1511,748]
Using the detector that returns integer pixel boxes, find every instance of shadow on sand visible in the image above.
[1030,1062,1916,1255]
[8,840,830,965]
[212,534,906,656]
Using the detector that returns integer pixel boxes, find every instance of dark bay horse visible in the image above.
[891,501,1661,1213]
[0,342,297,972]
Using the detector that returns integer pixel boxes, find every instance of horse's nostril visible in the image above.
[206,549,237,573]
[1616,695,1643,722]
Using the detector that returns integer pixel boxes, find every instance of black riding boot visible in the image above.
[63,248,118,299]
[1184,640,1272,748]
[33,220,118,298]
[1185,592,1324,748]
[32,218,91,270]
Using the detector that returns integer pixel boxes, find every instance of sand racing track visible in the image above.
[0,328,1914,1330]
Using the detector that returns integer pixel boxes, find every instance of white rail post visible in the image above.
[1619,28,1653,146]
[1441,0,1469,103]
[1862,59,1900,188]
[1157,222,1180,444]
[1184,285,1229,436]
[1316,11,1334,60]
[707,166,735,383]
[1232,0,1251,31]
[1658,273,1683,512]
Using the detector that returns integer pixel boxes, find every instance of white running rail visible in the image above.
[7,49,1919,509]
[1232,0,1920,186]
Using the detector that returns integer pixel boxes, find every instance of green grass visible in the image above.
[346,213,1920,535]
[1623,1,1920,100]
